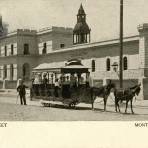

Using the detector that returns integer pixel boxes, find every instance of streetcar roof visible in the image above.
[33,61,89,73]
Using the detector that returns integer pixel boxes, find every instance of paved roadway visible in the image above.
[0,90,147,120]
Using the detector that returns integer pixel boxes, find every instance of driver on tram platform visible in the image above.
[54,78,60,97]
[86,72,94,88]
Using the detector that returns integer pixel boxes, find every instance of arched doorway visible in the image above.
[22,63,30,80]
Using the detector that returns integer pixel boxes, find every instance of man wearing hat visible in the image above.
[17,80,28,105]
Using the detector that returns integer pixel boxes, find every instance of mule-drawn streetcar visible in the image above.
[30,59,94,108]
[30,59,141,113]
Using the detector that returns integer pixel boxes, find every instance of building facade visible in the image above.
[0,5,148,99]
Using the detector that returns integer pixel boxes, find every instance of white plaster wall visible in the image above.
[47,41,52,53]
[7,44,11,56]
[38,41,52,55]
[82,54,140,80]
[17,35,38,55]
[7,64,10,80]
[0,46,4,56]
[128,54,139,69]
[13,43,17,55]
[13,64,17,80]
[95,58,106,72]
[0,65,3,80]
[82,58,91,68]
[52,33,73,50]
[0,43,17,56]
[38,43,43,55]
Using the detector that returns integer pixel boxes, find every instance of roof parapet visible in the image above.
[17,29,37,35]
[138,23,148,32]
[38,27,52,32]
[37,26,73,35]
[52,26,73,32]
[0,28,37,38]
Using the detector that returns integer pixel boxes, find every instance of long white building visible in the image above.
[0,4,148,99]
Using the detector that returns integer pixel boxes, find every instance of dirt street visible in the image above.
[0,94,147,121]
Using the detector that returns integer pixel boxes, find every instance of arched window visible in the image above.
[10,64,14,80]
[11,44,14,55]
[23,44,29,55]
[123,56,128,70]
[22,63,30,80]
[106,58,110,71]
[42,43,47,54]
[4,45,7,56]
[92,60,95,72]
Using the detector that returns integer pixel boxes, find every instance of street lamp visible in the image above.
[112,62,118,72]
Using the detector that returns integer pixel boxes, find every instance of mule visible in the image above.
[114,84,141,114]
[90,82,115,111]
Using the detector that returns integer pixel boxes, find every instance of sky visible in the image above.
[0,0,147,42]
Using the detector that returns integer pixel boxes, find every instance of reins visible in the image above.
[114,85,139,100]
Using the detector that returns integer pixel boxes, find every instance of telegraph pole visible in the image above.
[119,0,123,88]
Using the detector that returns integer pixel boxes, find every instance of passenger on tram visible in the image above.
[70,74,77,88]
[41,73,48,96]
[42,73,48,87]
[62,76,71,98]
[33,75,41,96]
[59,76,63,88]
[86,72,93,88]
[79,76,85,86]
[54,78,60,97]
[38,74,42,84]
[34,76,39,84]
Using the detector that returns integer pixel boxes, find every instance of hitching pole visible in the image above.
[119,0,123,88]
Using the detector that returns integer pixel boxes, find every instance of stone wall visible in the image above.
[37,26,73,54]
[138,24,148,71]
[17,55,40,80]
[37,31,52,54]
[38,39,140,79]
[52,32,73,50]
[17,34,38,55]
[141,78,148,100]
[5,80,17,89]
[0,36,17,56]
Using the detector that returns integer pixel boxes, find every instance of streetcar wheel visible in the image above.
[69,103,75,109]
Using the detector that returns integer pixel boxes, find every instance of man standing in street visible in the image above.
[17,80,28,105]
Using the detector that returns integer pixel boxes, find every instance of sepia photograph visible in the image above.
[0,0,147,121]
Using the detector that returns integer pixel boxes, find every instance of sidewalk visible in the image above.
[0,89,30,97]
[0,89,41,106]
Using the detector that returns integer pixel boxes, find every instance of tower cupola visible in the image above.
[73,4,91,44]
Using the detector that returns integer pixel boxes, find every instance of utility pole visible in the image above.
[119,0,123,88]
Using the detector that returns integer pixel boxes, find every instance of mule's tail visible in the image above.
[134,95,137,102]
